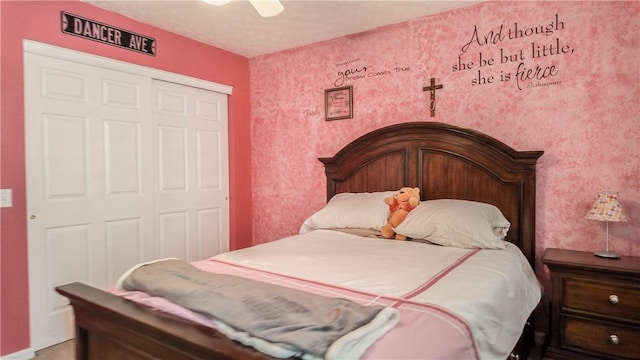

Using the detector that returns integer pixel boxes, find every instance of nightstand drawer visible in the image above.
[564,278,640,321]
[564,316,640,359]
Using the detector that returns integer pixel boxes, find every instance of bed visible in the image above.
[56,121,544,360]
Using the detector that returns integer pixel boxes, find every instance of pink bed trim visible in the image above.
[116,250,482,359]
[205,251,481,359]
[400,248,481,300]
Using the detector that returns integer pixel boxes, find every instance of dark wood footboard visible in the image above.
[56,282,277,360]
[57,282,534,360]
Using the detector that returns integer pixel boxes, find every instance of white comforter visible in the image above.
[116,229,541,359]
[213,230,541,359]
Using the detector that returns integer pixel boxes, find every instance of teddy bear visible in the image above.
[380,187,420,240]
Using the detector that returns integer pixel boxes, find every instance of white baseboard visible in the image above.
[0,347,36,360]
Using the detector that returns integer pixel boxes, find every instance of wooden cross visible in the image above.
[423,78,443,117]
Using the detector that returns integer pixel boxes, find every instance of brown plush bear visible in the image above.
[380,187,420,240]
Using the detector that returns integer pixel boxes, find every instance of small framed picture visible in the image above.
[324,86,353,121]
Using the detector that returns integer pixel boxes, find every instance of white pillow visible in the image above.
[394,199,510,249]
[299,191,396,234]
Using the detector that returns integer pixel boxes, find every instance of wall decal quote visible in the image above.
[452,14,572,90]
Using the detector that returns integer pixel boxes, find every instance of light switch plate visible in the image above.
[0,189,13,208]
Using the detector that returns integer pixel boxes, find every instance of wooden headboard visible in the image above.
[319,122,543,266]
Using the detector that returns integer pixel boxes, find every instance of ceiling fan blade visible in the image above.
[249,0,284,17]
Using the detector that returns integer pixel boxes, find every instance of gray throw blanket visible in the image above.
[119,259,398,359]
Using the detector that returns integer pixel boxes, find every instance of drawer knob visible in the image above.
[609,294,619,304]
[609,334,619,345]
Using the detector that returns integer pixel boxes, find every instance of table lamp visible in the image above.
[585,191,629,258]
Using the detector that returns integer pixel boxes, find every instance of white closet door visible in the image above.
[25,53,155,350]
[25,50,229,351]
[153,80,229,261]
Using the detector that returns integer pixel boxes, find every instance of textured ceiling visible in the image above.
[85,0,479,58]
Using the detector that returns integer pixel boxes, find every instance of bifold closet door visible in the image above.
[25,52,155,350]
[152,79,229,261]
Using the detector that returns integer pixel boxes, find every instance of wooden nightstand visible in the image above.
[542,248,640,360]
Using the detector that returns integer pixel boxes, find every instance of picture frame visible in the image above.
[324,86,353,121]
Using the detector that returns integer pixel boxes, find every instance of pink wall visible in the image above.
[249,0,639,328]
[0,0,252,355]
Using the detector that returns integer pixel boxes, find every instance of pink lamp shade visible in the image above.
[585,191,629,258]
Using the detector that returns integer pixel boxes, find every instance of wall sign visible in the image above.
[61,12,156,56]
